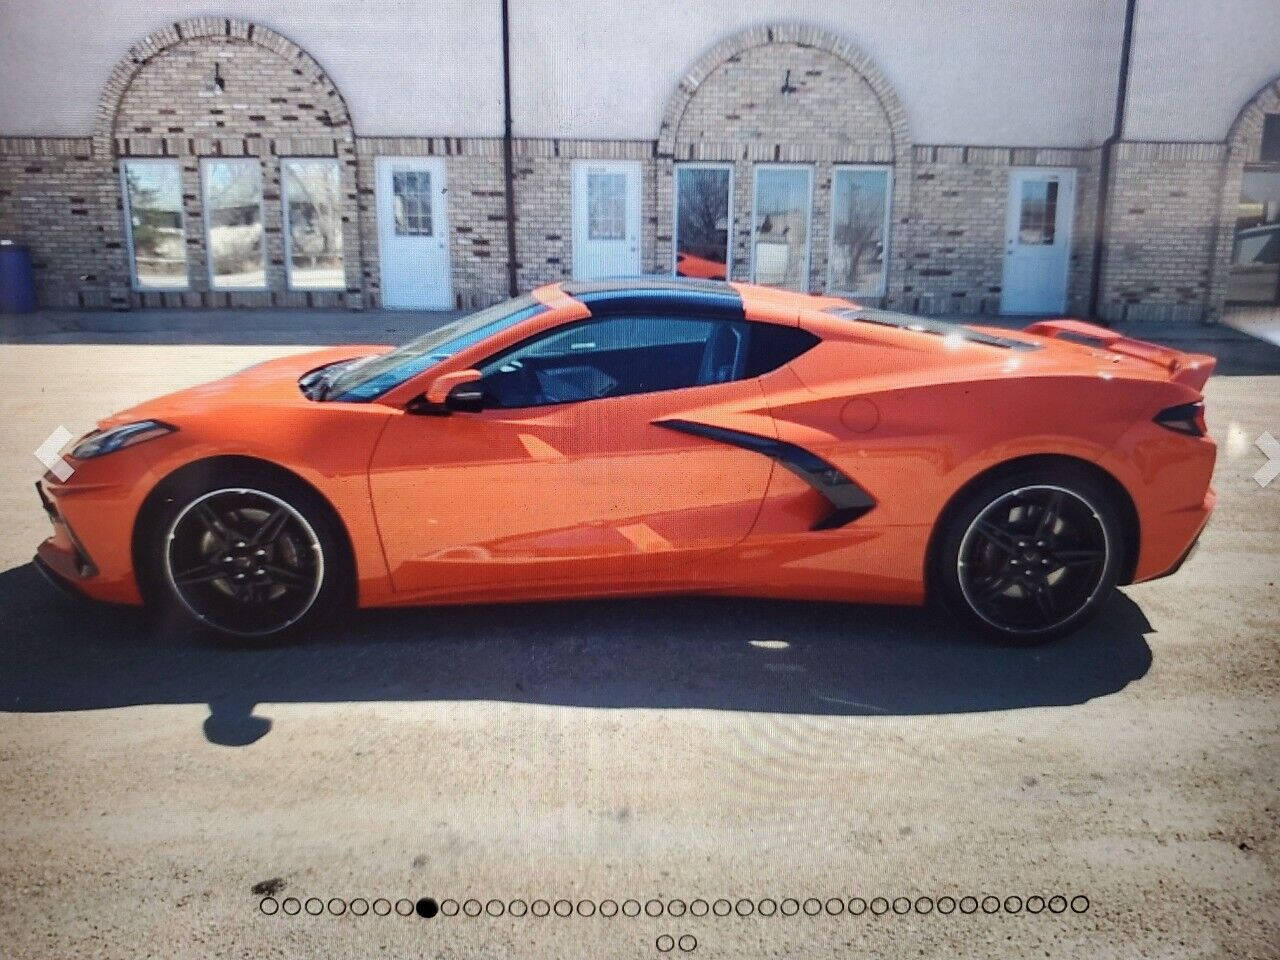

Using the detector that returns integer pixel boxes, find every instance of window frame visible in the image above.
[280,156,346,292]
[586,169,628,241]
[672,161,734,279]
[826,164,893,298]
[749,163,814,290]
[199,157,267,292]
[119,157,190,292]
[473,314,747,410]
[1016,177,1059,246]
[391,168,435,237]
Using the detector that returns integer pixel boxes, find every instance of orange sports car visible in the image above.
[35,279,1217,643]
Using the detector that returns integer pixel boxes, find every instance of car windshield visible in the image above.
[328,294,548,401]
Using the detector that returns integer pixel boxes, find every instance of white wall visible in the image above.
[511,0,1123,146]
[3,0,1274,146]
[0,0,506,137]
[1125,0,1280,141]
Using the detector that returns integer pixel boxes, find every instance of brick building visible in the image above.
[0,0,1278,322]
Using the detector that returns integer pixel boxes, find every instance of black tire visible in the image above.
[138,465,351,643]
[931,464,1125,643]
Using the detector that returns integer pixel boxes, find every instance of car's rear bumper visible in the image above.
[1132,486,1215,583]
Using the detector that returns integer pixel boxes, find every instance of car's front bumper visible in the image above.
[34,477,143,605]
[32,551,91,602]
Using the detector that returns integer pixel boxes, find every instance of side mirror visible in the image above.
[410,369,486,415]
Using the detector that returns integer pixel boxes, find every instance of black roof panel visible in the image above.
[563,277,735,296]
[564,278,744,320]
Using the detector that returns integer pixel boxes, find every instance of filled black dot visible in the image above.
[416,897,439,919]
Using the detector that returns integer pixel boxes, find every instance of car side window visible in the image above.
[742,324,821,377]
[476,315,753,409]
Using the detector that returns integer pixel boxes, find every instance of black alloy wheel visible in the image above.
[152,481,343,640]
[935,469,1124,642]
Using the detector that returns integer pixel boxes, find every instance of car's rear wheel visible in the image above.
[141,468,349,641]
[933,466,1124,642]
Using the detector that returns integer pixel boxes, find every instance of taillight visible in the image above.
[1154,401,1207,437]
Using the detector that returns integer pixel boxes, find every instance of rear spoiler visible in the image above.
[1023,318,1216,392]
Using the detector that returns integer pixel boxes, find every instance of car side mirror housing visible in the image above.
[409,369,486,415]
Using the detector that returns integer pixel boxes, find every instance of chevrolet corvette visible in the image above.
[35,279,1217,642]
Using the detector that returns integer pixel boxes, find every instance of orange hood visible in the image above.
[102,345,392,427]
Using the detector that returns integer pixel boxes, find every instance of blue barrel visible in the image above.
[0,241,36,313]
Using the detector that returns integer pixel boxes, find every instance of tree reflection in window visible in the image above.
[123,160,188,289]
[283,158,345,290]
[676,165,731,280]
[829,167,889,295]
[202,159,265,289]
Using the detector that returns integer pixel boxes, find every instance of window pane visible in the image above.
[753,167,810,290]
[1261,115,1280,164]
[393,169,433,236]
[588,172,626,240]
[742,323,820,377]
[828,168,889,294]
[479,316,745,407]
[1017,179,1058,245]
[675,166,730,279]
[1227,169,1280,303]
[123,161,187,289]
[284,159,345,289]
[202,159,264,289]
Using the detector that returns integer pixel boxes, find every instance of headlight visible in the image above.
[71,420,176,459]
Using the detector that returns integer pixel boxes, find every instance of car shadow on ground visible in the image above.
[0,562,1153,746]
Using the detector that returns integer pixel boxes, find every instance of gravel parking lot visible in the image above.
[0,334,1276,959]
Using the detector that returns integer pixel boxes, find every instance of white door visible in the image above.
[376,157,452,309]
[572,160,641,280]
[1001,168,1075,315]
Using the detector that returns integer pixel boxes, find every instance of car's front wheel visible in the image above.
[933,466,1125,642]
[141,468,349,641]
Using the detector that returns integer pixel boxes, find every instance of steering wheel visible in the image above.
[488,358,540,406]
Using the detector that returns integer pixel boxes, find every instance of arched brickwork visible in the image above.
[95,18,352,150]
[1224,75,1280,159]
[655,23,912,298]
[95,19,360,308]
[658,22,910,160]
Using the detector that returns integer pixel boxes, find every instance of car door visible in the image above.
[367,314,776,599]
